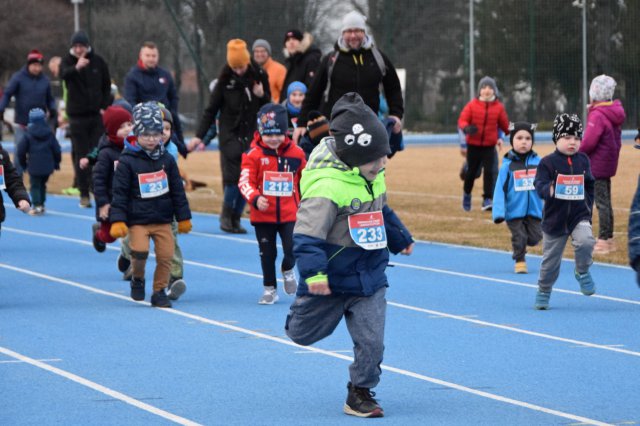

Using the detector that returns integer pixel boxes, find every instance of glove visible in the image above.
[110,221,128,238]
[463,124,478,135]
[177,219,192,234]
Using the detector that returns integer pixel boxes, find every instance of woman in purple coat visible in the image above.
[580,74,626,254]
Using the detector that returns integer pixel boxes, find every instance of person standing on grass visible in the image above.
[458,76,510,212]
[580,74,625,255]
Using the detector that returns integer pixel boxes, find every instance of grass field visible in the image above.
[43,143,638,266]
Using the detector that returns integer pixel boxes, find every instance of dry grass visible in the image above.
[45,143,638,266]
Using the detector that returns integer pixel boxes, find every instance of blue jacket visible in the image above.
[16,122,61,176]
[92,135,123,218]
[110,141,191,226]
[628,175,640,268]
[492,150,543,223]
[124,65,183,142]
[0,67,56,125]
[534,150,594,237]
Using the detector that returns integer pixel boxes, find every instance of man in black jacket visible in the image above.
[293,12,404,143]
[60,30,111,208]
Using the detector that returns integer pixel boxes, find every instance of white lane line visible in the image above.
[0,345,202,426]
[0,263,613,426]
[4,227,640,356]
[0,358,62,364]
[387,302,640,358]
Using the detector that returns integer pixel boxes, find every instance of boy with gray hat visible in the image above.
[285,92,414,418]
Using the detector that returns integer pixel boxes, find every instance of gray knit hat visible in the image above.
[252,39,272,56]
[478,76,499,97]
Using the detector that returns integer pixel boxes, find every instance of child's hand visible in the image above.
[110,222,128,238]
[256,196,269,211]
[307,280,331,296]
[99,204,110,220]
[17,200,30,213]
[252,81,264,98]
[178,219,192,234]
[460,148,467,157]
[79,158,89,170]
[497,139,504,150]
[400,242,414,256]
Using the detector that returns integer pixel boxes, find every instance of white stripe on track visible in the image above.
[0,263,614,426]
[0,344,202,426]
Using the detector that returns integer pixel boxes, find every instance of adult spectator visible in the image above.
[60,30,111,208]
[280,29,322,103]
[188,39,270,234]
[0,49,57,175]
[252,39,286,103]
[293,11,404,142]
[124,41,186,156]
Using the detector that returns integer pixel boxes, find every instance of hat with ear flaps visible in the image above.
[509,122,537,146]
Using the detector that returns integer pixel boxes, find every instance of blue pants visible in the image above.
[285,287,387,388]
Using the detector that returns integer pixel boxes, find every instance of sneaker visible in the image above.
[167,278,187,301]
[575,269,596,296]
[79,196,92,208]
[28,206,44,216]
[62,187,80,196]
[282,268,298,295]
[344,382,384,418]
[151,289,172,308]
[534,290,551,310]
[258,286,279,305]
[130,277,145,301]
[593,238,615,255]
[462,193,472,212]
[514,261,527,274]
[117,254,131,273]
[92,223,106,253]
[481,198,493,211]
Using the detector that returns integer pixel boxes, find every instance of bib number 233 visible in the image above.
[348,211,387,250]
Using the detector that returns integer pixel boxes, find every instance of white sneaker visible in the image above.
[258,286,279,305]
[282,268,298,295]
[167,279,187,301]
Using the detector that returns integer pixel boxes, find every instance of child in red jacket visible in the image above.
[458,76,510,212]
[239,103,307,304]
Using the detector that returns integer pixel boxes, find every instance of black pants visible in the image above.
[594,178,614,239]
[69,114,103,197]
[464,145,497,200]
[253,222,295,288]
[506,217,542,261]
[29,174,50,206]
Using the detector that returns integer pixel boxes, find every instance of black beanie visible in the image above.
[552,113,583,143]
[70,30,90,47]
[509,122,536,146]
[330,92,390,167]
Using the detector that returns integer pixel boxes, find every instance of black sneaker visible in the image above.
[167,278,187,301]
[130,278,145,301]
[344,382,384,418]
[117,254,131,273]
[92,223,106,253]
[151,289,172,308]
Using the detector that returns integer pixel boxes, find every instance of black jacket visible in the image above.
[110,143,191,226]
[60,49,112,116]
[534,150,595,237]
[280,43,322,102]
[299,42,404,127]
[0,144,30,224]
[92,135,123,218]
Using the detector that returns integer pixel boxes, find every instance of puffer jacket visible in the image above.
[580,100,625,179]
[493,150,543,223]
[458,97,510,147]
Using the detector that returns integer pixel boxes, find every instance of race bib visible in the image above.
[348,211,387,250]
[513,169,536,192]
[138,170,169,199]
[262,171,294,197]
[0,165,5,190]
[555,174,584,200]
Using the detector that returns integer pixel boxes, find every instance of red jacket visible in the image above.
[239,133,307,224]
[458,98,510,147]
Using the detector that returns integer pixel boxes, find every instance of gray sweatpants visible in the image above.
[285,287,386,389]
[537,221,595,293]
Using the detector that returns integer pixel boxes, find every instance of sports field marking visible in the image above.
[4,227,640,356]
[0,346,202,426]
[0,358,62,364]
[0,263,614,426]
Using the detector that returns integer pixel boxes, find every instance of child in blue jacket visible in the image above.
[285,93,414,418]
[492,122,543,274]
[533,114,596,310]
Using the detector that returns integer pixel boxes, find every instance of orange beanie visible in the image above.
[227,39,250,68]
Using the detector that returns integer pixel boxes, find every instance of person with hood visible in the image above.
[285,93,414,418]
[580,74,626,254]
[0,49,57,176]
[293,12,404,145]
[188,39,270,234]
[458,76,510,212]
[60,30,112,208]
[280,29,322,103]
[17,108,61,215]
[0,143,31,235]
